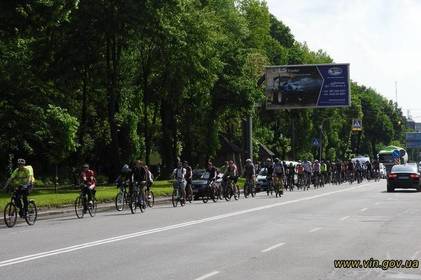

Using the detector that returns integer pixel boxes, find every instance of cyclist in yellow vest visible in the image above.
[3,159,34,217]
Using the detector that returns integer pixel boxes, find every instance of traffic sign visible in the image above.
[352,119,362,131]
[312,138,320,147]
[392,149,400,159]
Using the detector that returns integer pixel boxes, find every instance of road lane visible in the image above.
[1,180,421,280]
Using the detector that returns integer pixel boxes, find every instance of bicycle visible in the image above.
[224,177,240,201]
[243,178,256,198]
[75,184,97,219]
[203,180,218,203]
[172,181,186,207]
[3,187,37,228]
[129,182,146,213]
[145,188,155,208]
[115,180,130,211]
[273,176,284,197]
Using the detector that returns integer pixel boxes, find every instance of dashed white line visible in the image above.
[194,271,220,280]
[340,216,350,221]
[261,242,286,253]
[0,183,370,268]
[309,227,322,233]
[361,208,368,212]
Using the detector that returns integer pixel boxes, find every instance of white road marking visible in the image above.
[261,242,286,253]
[361,208,368,212]
[386,273,421,279]
[309,227,322,233]
[194,271,220,280]
[375,202,381,205]
[340,216,350,221]
[0,183,371,268]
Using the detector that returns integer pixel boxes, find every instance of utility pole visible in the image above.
[395,81,398,104]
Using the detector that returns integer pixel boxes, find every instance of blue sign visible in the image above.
[312,138,320,147]
[392,150,400,159]
[265,63,350,109]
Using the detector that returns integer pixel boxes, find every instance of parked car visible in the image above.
[387,164,421,192]
[191,169,223,199]
[256,168,269,192]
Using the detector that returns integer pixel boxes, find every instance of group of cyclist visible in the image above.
[256,158,381,192]
[2,156,382,219]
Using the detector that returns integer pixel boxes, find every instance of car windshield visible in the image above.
[391,165,417,173]
[192,170,209,180]
[258,168,268,176]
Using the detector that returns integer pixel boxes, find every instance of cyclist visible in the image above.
[296,161,305,189]
[80,163,96,210]
[272,158,285,196]
[243,159,255,194]
[172,161,186,202]
[320,161,327,186]
[286,162,295,191]
[355,160,363,182]
[266,158,274,195]
[312,160,321,187]
[225,160,238,195]
[347,160,355,182]
[303,160,312,189]
[372,159,380,179]
[3,158,34,217]
[116,164,132,191]
[183,161,193,200]
[145,165,154,199]
[365,161,372,180]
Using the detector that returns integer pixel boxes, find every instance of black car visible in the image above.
[387,164,421,192]
[191,169,223,199]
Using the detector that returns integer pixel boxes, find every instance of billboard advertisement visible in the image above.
[406,132,421,148]
[265,63,350,109]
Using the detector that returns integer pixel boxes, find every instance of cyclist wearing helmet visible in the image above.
[3,159,34,217]
[183,161,193,199]
[172,161,187,202]
[116,164,132,193]
[265,158,274,195]
[244,159,255,181]
[80,164,96,207]
[244,159,255,193]
[272,158,285,195]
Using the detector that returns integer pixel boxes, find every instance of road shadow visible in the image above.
[380,190,419,193]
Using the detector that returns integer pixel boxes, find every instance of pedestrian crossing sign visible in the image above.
[352,119,362,131]
[312,138,320,147]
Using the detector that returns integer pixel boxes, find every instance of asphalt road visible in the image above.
[1,180,421,280]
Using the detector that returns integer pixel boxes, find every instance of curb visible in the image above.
[0,197,172,226]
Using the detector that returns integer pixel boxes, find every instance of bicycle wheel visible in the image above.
[115,192,125,211]
[172,189,179,207]
[211,187,217,203]
[147,190,155,208]
[75,196,85,219]
[251,185,256,197]
[4,202,17,228]
[88,198,97,217]
[129,192,138,214]
[234,185,240,200]
[25,201,38,225]
[244,183,249,198]
[138,192,145,213]
[202,191,209,204]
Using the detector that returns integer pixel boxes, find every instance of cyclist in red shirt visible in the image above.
[80,164,96,208]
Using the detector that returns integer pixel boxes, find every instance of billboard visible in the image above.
[406,132,421,148]
[265,63,350,109]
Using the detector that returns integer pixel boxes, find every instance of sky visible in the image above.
[266,0,421,121]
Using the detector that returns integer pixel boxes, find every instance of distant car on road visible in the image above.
[191,169,223,199]
[387,164,421,192]
[256,168,269,191]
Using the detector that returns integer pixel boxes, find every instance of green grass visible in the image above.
[0,180,174,212]
[0,178,247,212]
